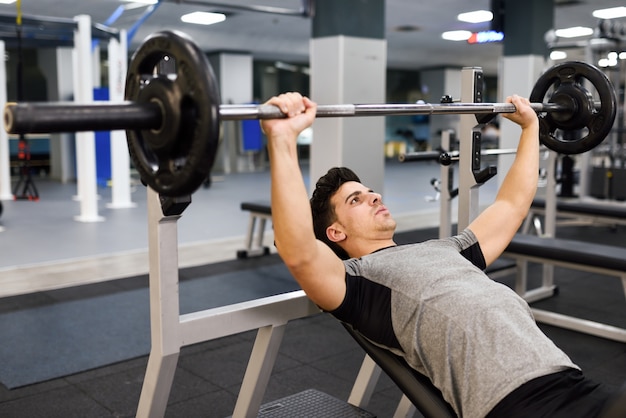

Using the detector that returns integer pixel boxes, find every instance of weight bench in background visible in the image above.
[237,201,273,258]
[523,197,626,236]
[503,234,626,343]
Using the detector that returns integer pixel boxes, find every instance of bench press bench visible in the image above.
[344,324,456,418]
[503,233,626,343]
[523,197,626,235]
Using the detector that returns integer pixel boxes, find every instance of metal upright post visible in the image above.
[457,67,483,230]
[439,129,454,238]
[136,188,185,417]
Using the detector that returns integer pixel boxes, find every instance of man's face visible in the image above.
[328,181,396,243]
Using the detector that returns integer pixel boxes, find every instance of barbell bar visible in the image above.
[2,30,618,197]
[4,101,584,134]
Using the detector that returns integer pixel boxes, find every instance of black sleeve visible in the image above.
[460,241,487,270]
[329,273,402,351]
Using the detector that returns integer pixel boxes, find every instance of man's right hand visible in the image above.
[260,92,317,144]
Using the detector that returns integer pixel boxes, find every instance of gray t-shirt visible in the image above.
[331,229,578,418]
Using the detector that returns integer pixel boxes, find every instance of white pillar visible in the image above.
[210,53,253,174]
[42,47,76,184]
[73,14,104,222]
[310,36,386,194]
[107,29,135,209]
[420,68,461,151]
[0,41,12,200]
[497,55,546,188]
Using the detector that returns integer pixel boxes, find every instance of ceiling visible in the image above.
[0,0,624,75]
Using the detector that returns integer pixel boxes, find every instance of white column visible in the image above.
[497,55,545,187]
[107,29,135,209]
[0,41,12,200]
[44,47,75,183]
[216,53,253,174]
[73,14,104,222]
[310,36,386,194]
[420,68,461,151]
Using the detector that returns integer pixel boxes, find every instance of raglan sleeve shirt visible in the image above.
[330,228,578,418]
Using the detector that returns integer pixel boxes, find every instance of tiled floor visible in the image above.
[1,159,625,417]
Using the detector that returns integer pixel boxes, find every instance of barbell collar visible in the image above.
[4,100,598,135]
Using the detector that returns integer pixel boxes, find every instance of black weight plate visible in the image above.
[530,61,616,155]
[125,30,221,196]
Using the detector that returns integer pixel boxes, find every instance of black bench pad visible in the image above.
[506,234,626,272]
[531,198,626,219]
[241,201,272,215]
[343,323,456,418]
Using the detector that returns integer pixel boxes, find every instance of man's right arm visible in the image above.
[261,93,347,311]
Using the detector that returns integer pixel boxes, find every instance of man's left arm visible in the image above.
[468,95,540,266]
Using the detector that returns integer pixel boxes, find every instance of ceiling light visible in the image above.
[458,10,493,23]
[593,6,626,19]
[441,30,472,41]
[554,26,593,38]
[0,0,17,4]
[550,51,567,60]
[620,52,626,60]
[598,57,618,67]
[181,11,226,26]
[120,0,157,4]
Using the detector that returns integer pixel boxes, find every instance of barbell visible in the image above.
[4,30,617,197]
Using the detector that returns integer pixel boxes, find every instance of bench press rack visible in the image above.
[137,64,625,417]
[137,65,505,418]
[137,187,427,417]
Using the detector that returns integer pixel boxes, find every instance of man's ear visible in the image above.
[326,223,346,243]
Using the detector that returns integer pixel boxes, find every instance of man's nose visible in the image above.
[370,193,382,204]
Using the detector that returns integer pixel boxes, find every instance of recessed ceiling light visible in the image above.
[120,0,157,4]
[0,0,17,4]
[550,51,567,60]
[554,26,593,38]
[181,11,226,26]
[441,30,472,41]
[458,10,493,23]
[593,6,626,19]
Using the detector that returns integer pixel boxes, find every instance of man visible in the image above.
[261,93,615,417]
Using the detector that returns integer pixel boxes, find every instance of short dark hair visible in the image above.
[310,167,361,259]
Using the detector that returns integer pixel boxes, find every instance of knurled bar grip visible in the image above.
[4,101,569,134]
[221,102,564,119]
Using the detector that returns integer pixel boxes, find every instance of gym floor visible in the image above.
[0,159,625,417]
